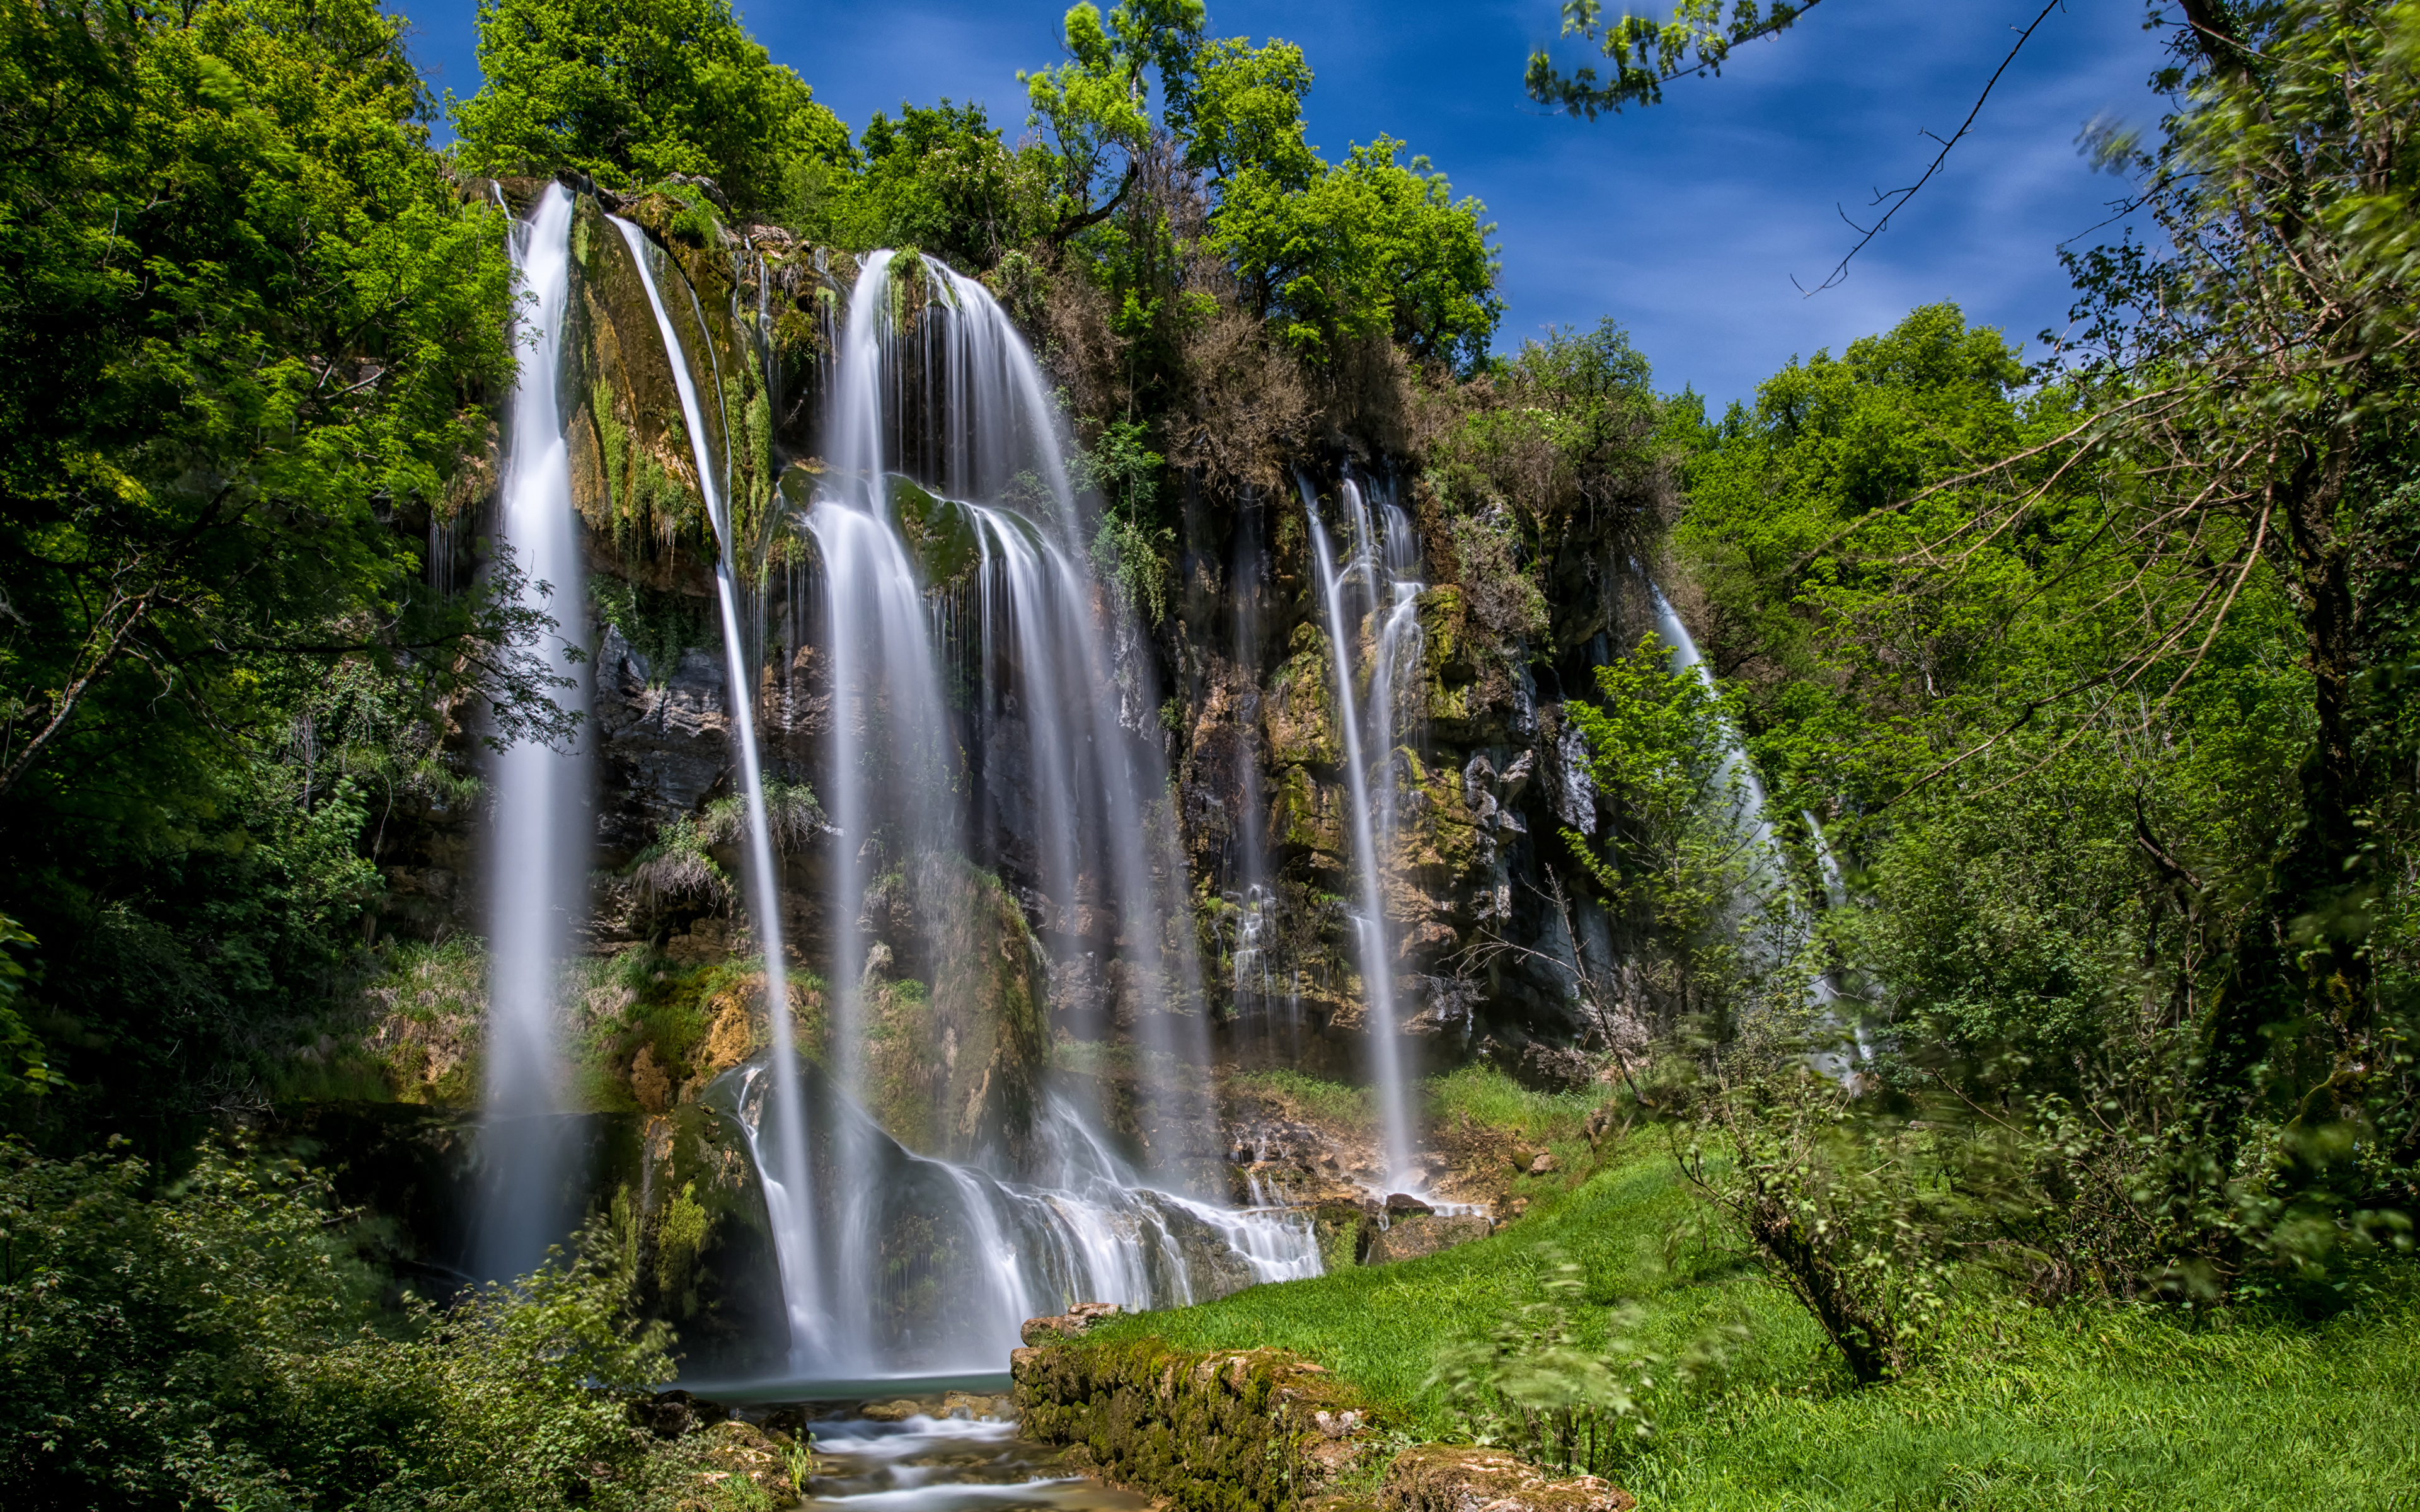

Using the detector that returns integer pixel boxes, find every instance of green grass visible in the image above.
[1097,1126,2420,1510]
[1426,1063,1603,1144]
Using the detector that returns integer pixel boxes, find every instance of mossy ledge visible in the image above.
[1011,1337,1380,1512]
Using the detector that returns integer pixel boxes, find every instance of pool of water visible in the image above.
[795,1414,1152,1512]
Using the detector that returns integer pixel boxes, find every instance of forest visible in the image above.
[0,0,2414,1508]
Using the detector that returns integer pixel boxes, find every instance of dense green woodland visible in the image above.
[0,0,2414,1506]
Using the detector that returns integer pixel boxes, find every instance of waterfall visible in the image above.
[1647,583,1865,1062]
[473,183,587,1284]
[712,1067,1317,1374]
[1302,475,1420,1191]
[610,215,826,1359]
[819,251,1217,1191]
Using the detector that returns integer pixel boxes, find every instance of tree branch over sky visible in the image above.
[1526,0,2072,293]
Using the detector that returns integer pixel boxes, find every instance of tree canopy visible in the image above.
[452,0,852,212]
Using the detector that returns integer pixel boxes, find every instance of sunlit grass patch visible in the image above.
[1096,1135,2420,1511]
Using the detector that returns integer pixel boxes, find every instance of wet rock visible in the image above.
[859,1398,929,1422]
[1381,1443,1633,1512]
[1020,1300,1122,1346]
[1385,1192,1435,1218]
[635,1388,729,1438]
[940,1390,1016,1421]
[1313,1201,1376,1269]
[1364,1212,1489,1264]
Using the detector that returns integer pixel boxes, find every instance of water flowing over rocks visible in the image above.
[346,182,1668,1386]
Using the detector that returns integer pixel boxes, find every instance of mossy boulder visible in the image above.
[889,475,982,590]
[1013,1337,1378,1512]
[1364,1212,1489,1265]
[1272,764,1345,864]
[861,859,1049,1163]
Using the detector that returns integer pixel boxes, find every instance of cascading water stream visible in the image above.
[1302,477,1418,1191]
[610,214,826,1360]
[609,244,1310,1380]
[1647,582,1865,1064]
[474,183,587,1284]
[821,252,1218,1192]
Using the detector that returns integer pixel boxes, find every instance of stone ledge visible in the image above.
[1014,1334,1634,1512]
[1013,1335,1377,1511]
[1380,1443,1634,1512]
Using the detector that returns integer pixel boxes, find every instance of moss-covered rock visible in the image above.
[889,476,982,589]
[861,859,1049,1162]
[1265,622,1342,769]
[1013,1337,1378,1512]
[1363,1212,1489,1265]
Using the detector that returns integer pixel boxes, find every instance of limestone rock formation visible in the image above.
[1380,1445,1635,1512]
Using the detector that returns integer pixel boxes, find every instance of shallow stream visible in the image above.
[794,1414,1150,1512]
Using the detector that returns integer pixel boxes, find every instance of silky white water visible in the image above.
[1302,475,1420,1191]
[474,183,587,1284]
[612,214,826,1359]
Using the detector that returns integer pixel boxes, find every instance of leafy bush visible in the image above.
[0,1138,720,1511]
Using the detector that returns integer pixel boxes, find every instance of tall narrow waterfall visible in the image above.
[1303,476,1422,1191]
[610,215,826,1356]
[1648,584,1862,1064]
[474,183,587,1283]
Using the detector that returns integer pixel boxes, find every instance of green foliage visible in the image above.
[1079,418,1173,622]
[1177,36,1318,190]
[1527,0,1821,118]
[0,915,54,1099]
[827,100,1054,269]
[591,576,706,687]
[0,0,575,1137]
[626,781,829,918]
[1019,1,1204,238]
[0,1138,711,1510]
[1211,135,1502,373]
[1104,1143,2420,1507]
[452,0,852,214]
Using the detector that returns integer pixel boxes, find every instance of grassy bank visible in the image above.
[1102,1075,2420,1511]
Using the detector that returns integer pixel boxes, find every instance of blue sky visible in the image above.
[403,0,2170,408]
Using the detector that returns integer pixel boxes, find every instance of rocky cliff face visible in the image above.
[371,177,1657,1158]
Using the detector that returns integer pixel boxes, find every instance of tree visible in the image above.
[1020,0,1206,242]
[1527,0,1822,118]
[0,0,556,1133]
[1176,35,1318,190]
[833,100,1055,270]
[452,0,853,214]
[1598,1,2420,1288]
[1210,136,1503,372]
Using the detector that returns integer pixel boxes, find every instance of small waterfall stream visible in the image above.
[1648,583,1865,1063]
[474,183,585,1283]
[611,214,826,1358]
[1302,475,1422,1191]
